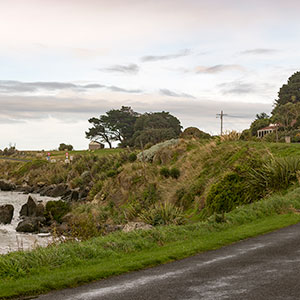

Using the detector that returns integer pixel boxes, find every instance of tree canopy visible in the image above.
[249,112,270,136]
[271,72,300,131]
[86,108,182,148]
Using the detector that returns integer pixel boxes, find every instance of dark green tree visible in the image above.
[58,143,73,151]
[275,72,300,107]
[86,106,139,148]
[249,112,270,136]
[132,112,182,146]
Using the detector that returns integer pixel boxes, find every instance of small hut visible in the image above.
[257,124,278,138]
[89,141,104,150]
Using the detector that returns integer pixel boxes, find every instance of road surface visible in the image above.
[37,223,300,300]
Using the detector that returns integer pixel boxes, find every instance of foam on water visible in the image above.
[0,191,59,254]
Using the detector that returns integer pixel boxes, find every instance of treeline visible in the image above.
[242,71,300,142]
[86,106,182,148]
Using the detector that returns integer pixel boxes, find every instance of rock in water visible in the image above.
[19,195,39,217]
[0,204,14,224]
[16,218,39,233]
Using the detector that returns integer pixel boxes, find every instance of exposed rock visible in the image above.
[16,218,39,233]
[36,203,45,217]
[104,224,124,233]
[0,179,16,191]
[40,183,69,198]
[19,195,40,218]
[0,204,14,224]
[122,222,153,233]
[27,195,38,216]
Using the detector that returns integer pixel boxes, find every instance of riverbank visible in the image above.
[1,186,300,298]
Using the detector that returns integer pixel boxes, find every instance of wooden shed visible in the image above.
[89,141,104,150]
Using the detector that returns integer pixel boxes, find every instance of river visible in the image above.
[0,191,59,255]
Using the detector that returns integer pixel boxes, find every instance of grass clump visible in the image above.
[139,202,186,226]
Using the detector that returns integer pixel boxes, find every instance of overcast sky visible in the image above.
[0,0,299,150]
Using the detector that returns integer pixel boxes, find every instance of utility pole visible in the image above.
[216,110,228,136]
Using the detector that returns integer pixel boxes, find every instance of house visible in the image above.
[257,124,278,138]
[89,141,104,150]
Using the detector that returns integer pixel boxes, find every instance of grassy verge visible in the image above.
[2,187,300,298]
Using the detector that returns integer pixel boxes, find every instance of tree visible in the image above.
[58,143,73,151]
[86,106,139,148]
[272,102,300,131]
[275,72,300,107]
[249,112,270,136]
[132,112,182,146]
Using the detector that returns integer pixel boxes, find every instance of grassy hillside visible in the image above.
[2,138,300,236]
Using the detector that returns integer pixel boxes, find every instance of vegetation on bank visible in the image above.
[1,186,300,298]
[2,139,300,238]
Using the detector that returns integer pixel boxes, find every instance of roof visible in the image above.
[89,141,103,145]
[257,124,278,131]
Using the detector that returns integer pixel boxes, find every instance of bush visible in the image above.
[206,172,246,214]
[160,167,170,178]
[45,200,70,223]
[170,167,180,179]
[247,157,300,193]
[180,127,211,139]
[58,143,73,151]
[128,153,137,162]
[139,202,186,226]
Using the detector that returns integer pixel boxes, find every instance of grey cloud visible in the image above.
[141,49,191,62]
[195,64,244,74]
[240,48,278,55]
[160,89,195,98]
[0,94,271,135]
[108,86,143,93]
[100,64,139,74]
[218,81,275,95]
[0,80,142,94]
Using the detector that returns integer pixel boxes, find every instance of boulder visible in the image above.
[40,184,69,198]
[36,203,45,217]
[0,179,15,191]
[0,204,14,224]
[19,195,39,217]
[122,222,153,233]
[16,218,39,233]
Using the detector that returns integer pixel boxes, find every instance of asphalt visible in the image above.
[36,223,300,300]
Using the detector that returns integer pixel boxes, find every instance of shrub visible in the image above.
[206,172,246,214]
[246,157,300,193]
[58,143,73,151]
[45,200,70,223]
[160,167,170,178]
[139,202,186,226]
[170,167,180,179]
[180,127,211,139]
[128,153,137,162]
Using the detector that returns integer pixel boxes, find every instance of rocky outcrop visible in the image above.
[122,222,153,233]
[20,195,38,217]
[0,179,15,191]
[16,218,39,233]
[0,204,14,224]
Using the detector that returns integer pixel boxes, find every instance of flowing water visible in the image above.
[0,191,59,255]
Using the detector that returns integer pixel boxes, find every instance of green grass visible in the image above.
[1,214,299,299]
[2,186,300,298]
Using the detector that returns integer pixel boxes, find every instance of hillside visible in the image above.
[2,138,300,237]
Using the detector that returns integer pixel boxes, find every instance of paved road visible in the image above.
[37,223,300,300]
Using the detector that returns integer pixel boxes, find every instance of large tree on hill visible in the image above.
[86,106,139,148]
[132,112,182,147]
[275,72,300,107]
